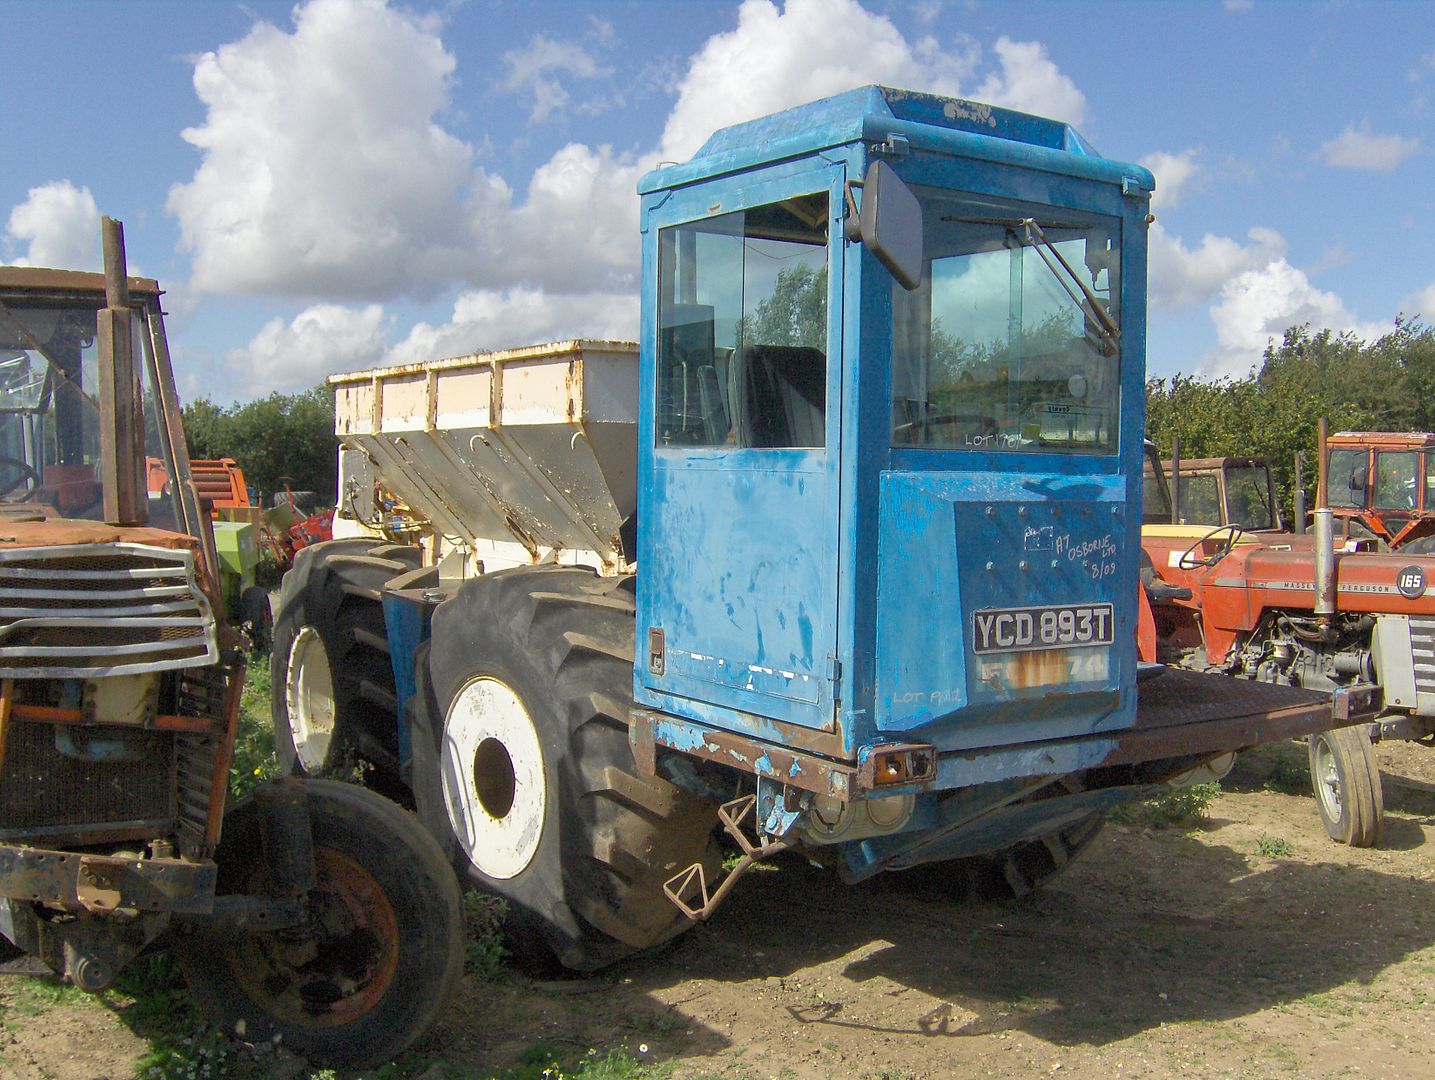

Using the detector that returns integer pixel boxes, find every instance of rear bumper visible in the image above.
[636,669,1378,797]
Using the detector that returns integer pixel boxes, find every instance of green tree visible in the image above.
[749,264,827,348]
[181,387,337,503]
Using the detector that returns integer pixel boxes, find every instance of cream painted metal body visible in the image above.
[329,340,639,575]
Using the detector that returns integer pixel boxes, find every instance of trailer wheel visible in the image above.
[889,812,1106,901]
[419,566,720,972]
[174,780,463,1069]
[1308,726,1383,847]
[271,540,420,785]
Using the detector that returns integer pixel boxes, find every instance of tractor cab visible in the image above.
[636,87,1151,781]
[1141,449,1281,531]
[1327,431,1435,550]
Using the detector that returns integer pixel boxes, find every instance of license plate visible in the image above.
[972,603,1115,654]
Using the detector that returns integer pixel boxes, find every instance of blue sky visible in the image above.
[3,0,1432,402]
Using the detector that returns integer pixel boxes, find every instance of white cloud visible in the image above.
[1140,149,1201,210]
[658,0,972,162]
[168,0,478,299]
[226,303,388,392]
[1148,222,1285,311]
[386,288,636,364]
[502,34,612,123]
[1319,124,1421,171]
[171,0,1096,392]
[973,37,1086,125]
[1400,281,1435,320]
[1202,260,1388,379]
[4,181,100,269]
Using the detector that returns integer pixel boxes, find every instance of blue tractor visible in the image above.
[277,86,1368,971]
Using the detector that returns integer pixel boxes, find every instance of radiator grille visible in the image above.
[1410,616,1435,696]
[0,543,219,678]
[0,720,175,842]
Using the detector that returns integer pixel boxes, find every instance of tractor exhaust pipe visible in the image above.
[1314,418,1336,631]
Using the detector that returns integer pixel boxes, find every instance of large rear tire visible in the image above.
[271,540,420,786]
[1308,725,1383,847]
[416,566,719,972]
[174,780,463,1069]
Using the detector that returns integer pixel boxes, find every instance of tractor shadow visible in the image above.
[616,804,1435,1051]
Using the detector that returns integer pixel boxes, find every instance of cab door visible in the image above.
[637,163,844,731]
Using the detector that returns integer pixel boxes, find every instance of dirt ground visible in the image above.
[6,737,1435,1079]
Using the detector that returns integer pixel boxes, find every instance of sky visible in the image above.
[3,0,1432,403]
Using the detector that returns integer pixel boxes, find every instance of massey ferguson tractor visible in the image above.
[1140,423,1435,847]
[0,221,461,1067]
[273,86,1370,975]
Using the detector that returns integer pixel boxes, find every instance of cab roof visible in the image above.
[639,84,1152,195]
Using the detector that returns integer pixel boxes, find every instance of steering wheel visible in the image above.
[0,456,40,499]
[1176,523,1248,570]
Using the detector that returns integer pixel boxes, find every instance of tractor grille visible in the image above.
[0,543,219,678]
[1410,616,1435,696]
[0,719,175,843]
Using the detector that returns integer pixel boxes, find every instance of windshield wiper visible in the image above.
[942,215,1121,357]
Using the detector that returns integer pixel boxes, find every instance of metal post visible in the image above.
[1293,451,1306,535]
[1170,436,1181,524]
[97,217,146,525]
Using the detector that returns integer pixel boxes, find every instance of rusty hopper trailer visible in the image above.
[277,86,1371,973]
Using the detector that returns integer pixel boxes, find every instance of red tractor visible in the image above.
[0,220,461,1067]
[1138,427,1432,848]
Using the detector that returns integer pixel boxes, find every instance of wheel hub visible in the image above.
[286,626,336,773]
[1313,736,1343,818]
[441,676,546,879]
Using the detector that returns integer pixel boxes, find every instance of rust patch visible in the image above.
[1010,648,1069,688]
[0,519,198,551]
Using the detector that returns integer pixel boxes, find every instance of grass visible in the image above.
[230,648,279,799]
[1111,781,1221,829]
[464,892,510,981]
[1263,754,1311,796]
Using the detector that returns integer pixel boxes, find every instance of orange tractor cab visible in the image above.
[1325,431,1435,552]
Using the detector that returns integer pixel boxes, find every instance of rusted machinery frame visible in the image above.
[0,845,217,915]
[205,662,245,847]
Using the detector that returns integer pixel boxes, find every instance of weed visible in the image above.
[464,892,510,981]
[231,651,278,799]
[1257,834,1294,857]
[1111,781,1221,829]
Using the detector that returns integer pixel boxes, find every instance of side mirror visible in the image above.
[844,160,923,291]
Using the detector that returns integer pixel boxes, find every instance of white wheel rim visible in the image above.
[1313,737,1343,820]
[285,625,335,773]
[441,676,546,880]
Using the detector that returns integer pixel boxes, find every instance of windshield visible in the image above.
[0,299,176,526]
[891,187,1120,452]
[1375,451,1419,511]
[1328,448,1367,509]
[1225,464,1275,529]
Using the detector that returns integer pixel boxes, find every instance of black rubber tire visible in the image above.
[886,812,1106,901]
[417,566,719,972]
[1308,725,1384,847]
[271,540,420,785]
[173,779,463,1069]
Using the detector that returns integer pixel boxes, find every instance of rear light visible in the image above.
[860,743,937,788]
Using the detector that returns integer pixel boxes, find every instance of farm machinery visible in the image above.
[0,221,462,1067]
[1140,428,1435,846]
[274,85,1370,974]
